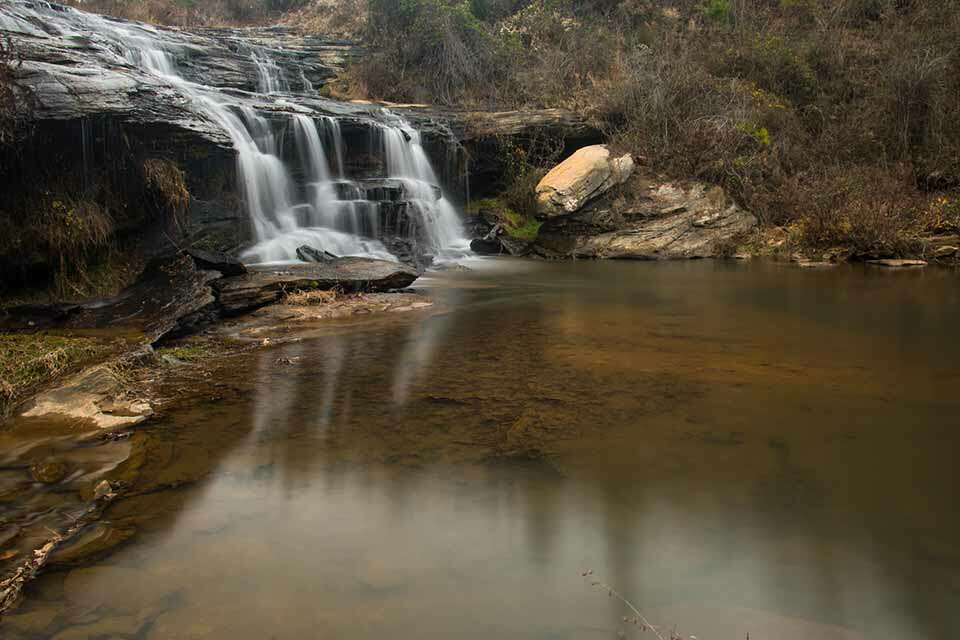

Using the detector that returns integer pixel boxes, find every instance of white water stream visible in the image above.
[2,1,469,265]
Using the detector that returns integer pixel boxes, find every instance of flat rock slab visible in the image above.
[215,258,419,315]
[22,365,153,429]
[866,259,928,268]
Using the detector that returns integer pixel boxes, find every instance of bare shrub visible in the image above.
[284,0,367,38]
[356,0,508,105]
[789,165,925,256]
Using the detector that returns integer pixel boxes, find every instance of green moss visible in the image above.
[155,344,211,362]
[0,332,109,415]
[470,198,542,242]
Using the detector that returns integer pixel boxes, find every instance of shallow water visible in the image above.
[7,260,960,639]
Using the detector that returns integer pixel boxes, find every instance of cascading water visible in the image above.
[1,1,469,266]
[251,50,289,94]
[378,116,470,253]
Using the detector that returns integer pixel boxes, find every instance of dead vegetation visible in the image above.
[0,333,112,416]
[142,158,190,230]
[354,0,960,257]
[282,287,339,306]
[281,0,366,38]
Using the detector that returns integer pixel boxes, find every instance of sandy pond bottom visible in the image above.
[3,259,960,640]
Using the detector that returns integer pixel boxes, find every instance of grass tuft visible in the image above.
[0,332,109,416]
[282,288,339,306]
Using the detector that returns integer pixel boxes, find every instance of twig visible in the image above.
[587,577,666,640]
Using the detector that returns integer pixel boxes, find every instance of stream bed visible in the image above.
[4,259,960,640]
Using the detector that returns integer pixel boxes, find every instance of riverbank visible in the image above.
[0,284,437,614]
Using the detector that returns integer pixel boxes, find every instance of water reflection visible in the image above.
[11,260,960,640]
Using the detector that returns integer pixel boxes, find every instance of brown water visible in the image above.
[5,259,960,639]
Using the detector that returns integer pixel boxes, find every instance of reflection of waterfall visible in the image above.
[391,313,454,406]
[2,1,469,265]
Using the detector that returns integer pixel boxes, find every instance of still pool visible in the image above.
[6,259,960,639]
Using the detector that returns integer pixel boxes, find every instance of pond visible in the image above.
[6,259,960,640]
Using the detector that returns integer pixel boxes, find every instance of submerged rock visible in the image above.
[535,177,757,260]
[48,523,136,568]
[536,145,634,218]
[29,461,69,485]
[50,614,148,640]
[866,259,928,268]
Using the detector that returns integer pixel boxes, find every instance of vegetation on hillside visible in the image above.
[61,0,313,26]
[352,0,960,256]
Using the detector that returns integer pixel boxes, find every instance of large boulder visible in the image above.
[535,145,634,218]
[535,177,757,260]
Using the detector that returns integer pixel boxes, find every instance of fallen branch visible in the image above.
[0,481,120,616]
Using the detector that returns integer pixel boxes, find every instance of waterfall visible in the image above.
[299,69,318,96]
[251,51,289,94]
[1,1,470,267]
[322,117,346,179]
[379,117,470,253]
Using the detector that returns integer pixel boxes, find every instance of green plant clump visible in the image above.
[470,198,542,241]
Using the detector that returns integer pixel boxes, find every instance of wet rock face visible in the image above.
[0,2,361,131]
[0,1,461,264]
[535,176,758,260]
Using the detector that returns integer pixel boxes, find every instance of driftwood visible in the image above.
[0,482,120,616]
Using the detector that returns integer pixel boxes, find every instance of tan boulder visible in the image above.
[535,145,634,217]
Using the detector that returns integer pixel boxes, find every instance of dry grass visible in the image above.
[0,332,110,416]
[283,0,366,38]
[282,288,339,306]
